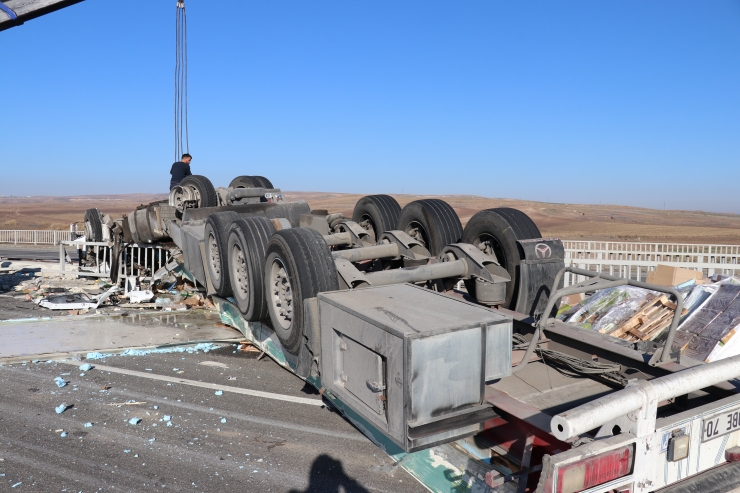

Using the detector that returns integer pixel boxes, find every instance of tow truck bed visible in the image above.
[215,286,740,493]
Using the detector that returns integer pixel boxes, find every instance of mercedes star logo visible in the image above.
[535,243,552,259]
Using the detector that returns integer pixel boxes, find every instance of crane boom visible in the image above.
[0,0,84,32]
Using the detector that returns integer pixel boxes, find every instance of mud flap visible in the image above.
[514,238,565,318]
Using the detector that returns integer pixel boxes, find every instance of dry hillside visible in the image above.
[1,192,739,244]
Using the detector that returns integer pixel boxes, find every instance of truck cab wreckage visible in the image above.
[77,174,740,493]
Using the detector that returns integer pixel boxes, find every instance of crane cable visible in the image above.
[174,0,189,161]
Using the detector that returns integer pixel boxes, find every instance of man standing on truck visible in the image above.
[169,153,192,190]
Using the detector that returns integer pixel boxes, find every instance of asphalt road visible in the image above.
[0,245,78,262]
[0,344,427,493]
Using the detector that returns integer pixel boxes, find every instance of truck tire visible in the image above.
[180,175,219,208]
[462,208,542,309]
[352,195,401,243]
[227,216,276,321]
[205,211,240,297]
[263,228,339,355]
[133,207,154,243]
[84,208,103,242]
[229,175,274,189]
[396,199,462,256]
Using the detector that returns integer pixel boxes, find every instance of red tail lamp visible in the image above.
[555,445,633,493]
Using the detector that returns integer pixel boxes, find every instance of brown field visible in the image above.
[2,193,739,244]
[0,195,168,231]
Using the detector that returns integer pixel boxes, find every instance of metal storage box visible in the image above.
[318,283,512,452]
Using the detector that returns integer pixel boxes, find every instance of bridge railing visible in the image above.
[0,230,78,245]
[57,241,173,280]
[5,231,739,286]
[561,240,740,286]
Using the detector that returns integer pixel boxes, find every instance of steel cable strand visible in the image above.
[183,3,189,154]
[174,1,188,160]
[174,3,180,160]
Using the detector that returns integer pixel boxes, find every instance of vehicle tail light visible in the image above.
[556,445,633,493]
[726,446,740,462]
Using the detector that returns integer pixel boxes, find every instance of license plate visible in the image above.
[702,406,740,442]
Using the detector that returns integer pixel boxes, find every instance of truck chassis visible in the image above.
[85,174,740,493]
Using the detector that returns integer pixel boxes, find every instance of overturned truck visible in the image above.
[84,174,740,493]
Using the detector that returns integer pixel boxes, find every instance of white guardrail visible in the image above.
[562,240,740,287]
[58,239,740,283]
[0,230,170,279]
[56,241,172,279]
[3,230,739,284]
[0,230,77,245]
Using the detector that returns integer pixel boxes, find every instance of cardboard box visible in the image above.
[646,264,703,287]
[560,293,584,306]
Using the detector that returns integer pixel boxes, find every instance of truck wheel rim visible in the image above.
[472,234,503,267]
[170,188,185,210]
[232,243,249,301]
[208,232,220,282]
[269,258,293,331]
[405,221,429,250]
[359,214,377,243]
[187,186,202,208]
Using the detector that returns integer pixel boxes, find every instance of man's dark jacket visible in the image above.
[170,161,192,189]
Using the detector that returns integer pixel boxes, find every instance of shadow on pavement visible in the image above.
[300,381,321,395]
[289,454,370,493]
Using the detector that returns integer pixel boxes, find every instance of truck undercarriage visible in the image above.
[77,174,740,493]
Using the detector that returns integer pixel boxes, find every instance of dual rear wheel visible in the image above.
[351,196,463,256]
[396,199,462,256]
[215,214,338,355]
[205,211,240,297]
[226,220,338,355]
[351,195,543,309]
[206,193,541,355]
[228,217,276,322]
[352,195,401,243]
[229,175,274,189]
[263,229,339,354]
[462,208,542,309]
[178,175,219,208]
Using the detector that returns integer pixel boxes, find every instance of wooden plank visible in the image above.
[609,295,667,338]
[630,310,670,338]
[611,294,677,340]
[632,316,669,339]
[627,306,687,341]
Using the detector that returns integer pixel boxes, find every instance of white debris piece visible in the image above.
[37,285,120,310]
[128,290,155,304]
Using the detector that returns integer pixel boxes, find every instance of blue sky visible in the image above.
[2,1,739,212]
